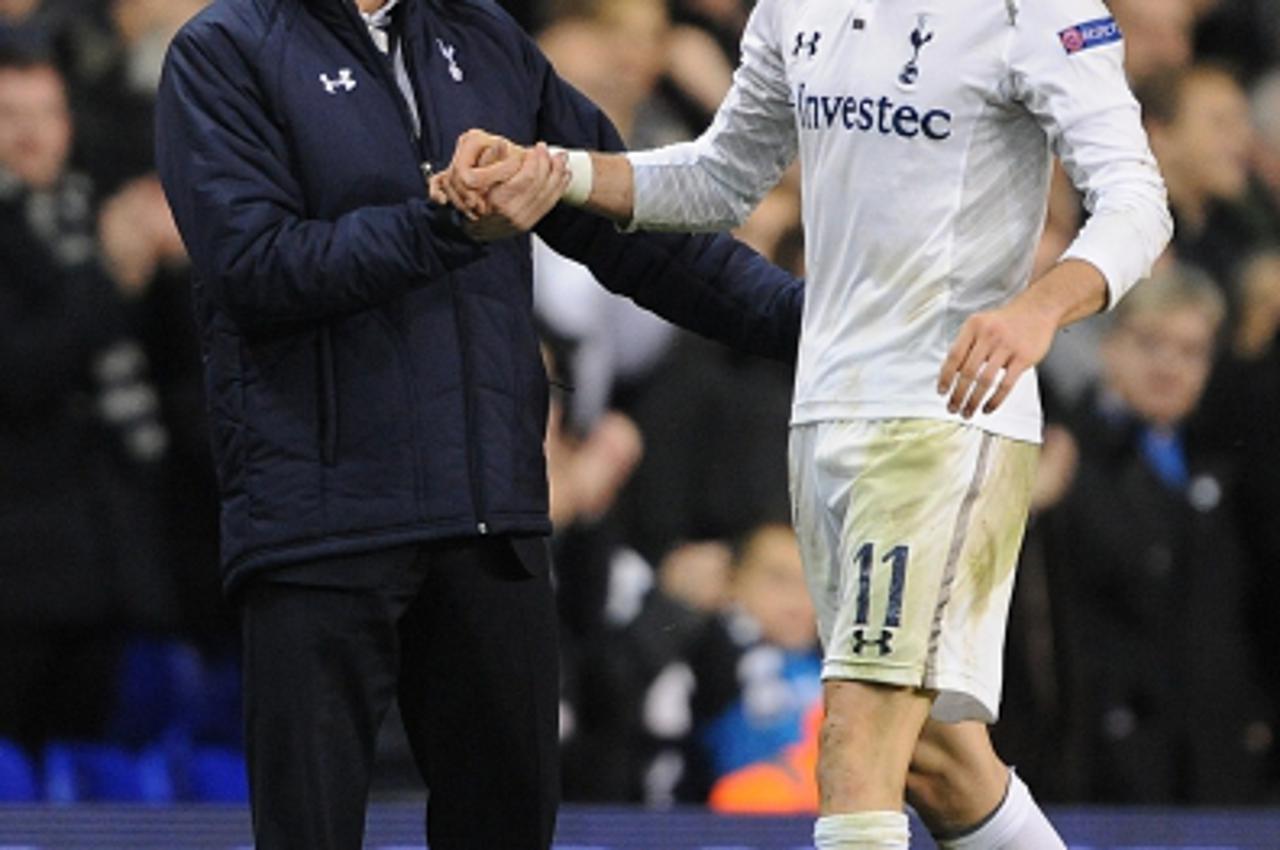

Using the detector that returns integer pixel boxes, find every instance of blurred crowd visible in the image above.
[0,0,1277,808]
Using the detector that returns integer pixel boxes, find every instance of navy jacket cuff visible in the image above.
[414,199,485,272]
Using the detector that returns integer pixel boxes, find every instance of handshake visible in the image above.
[429,129,598,242]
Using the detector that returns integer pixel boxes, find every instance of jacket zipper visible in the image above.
[403,17,489,534]
[448,284,487,534]
[335,1,488,533]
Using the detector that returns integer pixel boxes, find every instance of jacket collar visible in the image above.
[305,0,403,33]
[303,0,419,69]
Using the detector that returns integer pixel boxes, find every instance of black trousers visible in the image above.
[239,537,560,850]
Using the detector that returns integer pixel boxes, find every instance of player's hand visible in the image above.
[440,129,528,219]
[461,142,570,242]
[937,297,1058,418]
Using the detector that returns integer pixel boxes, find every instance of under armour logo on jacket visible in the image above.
[320,68,357,94]
[437,38,463,82]
[793,31,821,58]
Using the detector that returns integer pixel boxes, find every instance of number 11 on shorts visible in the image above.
[851,543,910,657]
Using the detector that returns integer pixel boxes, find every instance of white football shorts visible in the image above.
[788,418,1038,723]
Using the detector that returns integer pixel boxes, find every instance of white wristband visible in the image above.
[550,147,594,206]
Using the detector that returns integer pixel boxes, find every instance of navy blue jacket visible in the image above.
[156,0,803,592]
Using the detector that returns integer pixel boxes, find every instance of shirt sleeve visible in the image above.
[1007,0,1173,309]
[625,0,797,232]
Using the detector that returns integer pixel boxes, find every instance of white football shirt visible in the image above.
[626,0,1172,442]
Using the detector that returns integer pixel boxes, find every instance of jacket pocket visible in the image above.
[317,325,338,466]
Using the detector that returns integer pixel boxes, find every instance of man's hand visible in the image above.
[437,128,637,226]
[465,142,569,241]
[1235,253,1280,359]
[99,175,187,295]
[438,129,529,220]
[937,300,1058,418]
[938,259,1108,418]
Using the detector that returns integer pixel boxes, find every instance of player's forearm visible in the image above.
[571,142,771,233]
[580,152,636,224]
[1019,259,1109,329]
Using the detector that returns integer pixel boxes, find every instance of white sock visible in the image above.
[934,771,1065,850]
[814,811,910,849]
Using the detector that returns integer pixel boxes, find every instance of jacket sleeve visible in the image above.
[154,19,481,331]
[523,37,803,363]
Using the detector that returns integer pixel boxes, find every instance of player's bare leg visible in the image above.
[906,720,1006,831]
[814,680,932,849]
[907,720,1066,850]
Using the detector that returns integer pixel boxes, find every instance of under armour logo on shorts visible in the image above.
[852,628,895,657]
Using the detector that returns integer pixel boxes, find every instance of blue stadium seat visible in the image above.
[185,747,248,803]
[107,638,242,751]
[107,639,204,746]
[188,652,243,748]
[43,742,173,803]
[0,739,38,802]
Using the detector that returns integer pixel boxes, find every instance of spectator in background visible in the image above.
[1227,254,1280,749]
[3,0,222,647]
[708,701,821,814]
[1231,251,1280,361]
[1141,64,1271,291]
[532,239,675,435]
[1044,264,1273,803]
[101,172,227,647]
[542,334,646,644]
[562,537,732,803]
[53,0,207,195]
[612,165,799,564]
[0,0,47,34]
[669,0,747,54]
[566,525,819,807]
[72,0,223,647]
[1196,251,1280,742]
[0,44,175,754]
[0,0,39,22]
[0,0,81,39]
[1193,0,1280,84]
[661,0,742,131]
[1108,0,1194,87]
[1249,71,1280,230]
[678,524,820,802]
[989,418,1082,802]
[538,0,688,148]
[616,326,794,565]
[531,0,685,436]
